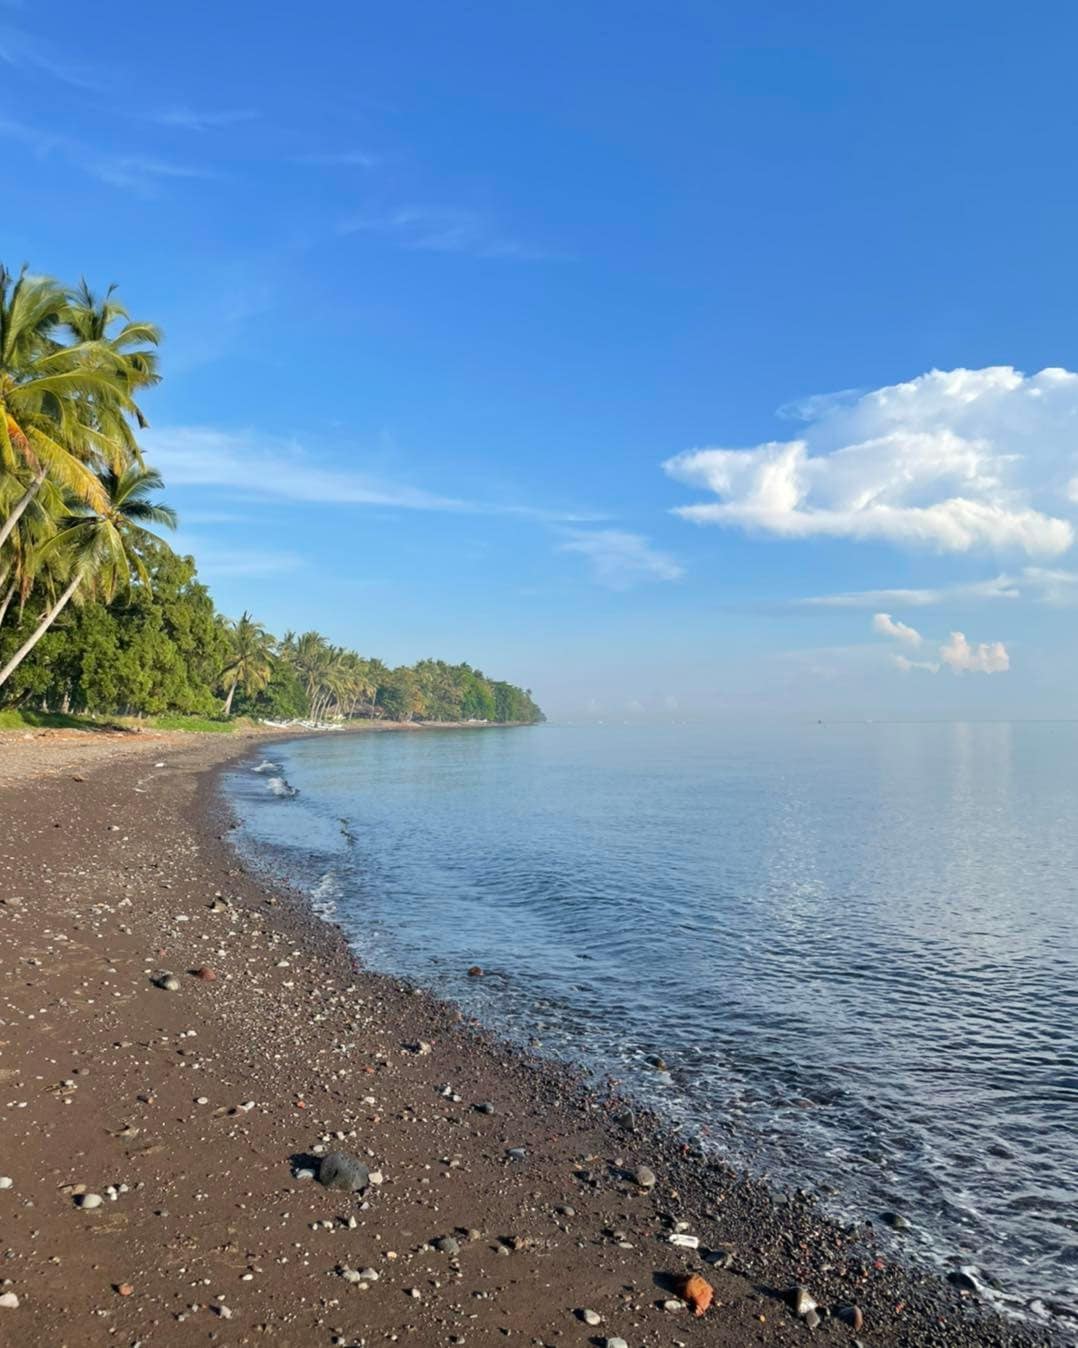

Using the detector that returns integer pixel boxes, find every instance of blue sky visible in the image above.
[6,1,1078,720]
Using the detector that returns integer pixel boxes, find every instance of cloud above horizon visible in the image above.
[558,529,684,589]
[665,366,1078,557]
[872,612,1009,675]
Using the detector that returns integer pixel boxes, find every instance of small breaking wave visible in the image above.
[252,759,281,774]
[310,870,342,919]
[266,775,299,798]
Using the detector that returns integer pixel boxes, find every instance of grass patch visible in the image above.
[0,709,244,734]
[0,708,103,731]
[139,714,235,734]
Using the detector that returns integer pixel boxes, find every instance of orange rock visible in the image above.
[193,967,217,981]
[116,1283,134,1297]
[677,1272,714,1317]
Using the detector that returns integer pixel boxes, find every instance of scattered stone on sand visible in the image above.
[881,1210,911,1231]
[837,1304,865,1330]
[632,1164,657,1189]
[805,1307,821,1329]
[0,1292,18,1309]
[948,1270,979,1294]
[662,1298,686,1312]
[475,1101,495,1114]
[705,1247,734,1269]
[155,973,181,991]
[358,1268,379,1282]
[506,1146,527,1161]
[193,966,217,981]
[668,1232,699,1248]
[604,1338,629,1348]
[577,1308,602,1325]
[406,1040,432,1055]
[317,1152,370,1193]
[433,1235,460,1255]
[212,1303,232,1318]
[78,1193,103,1209]
[116,1283,134,1297]
[789,1285,817,1316]
[0,1177,12,1190]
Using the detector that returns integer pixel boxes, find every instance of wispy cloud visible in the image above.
[0,115,216,195]
[295,150,379,169]
[558,529,684,590]
[154,105,258,132]
[666,366,1078,557]
[340,206,557,260]
[804,568,1078,608]
[0,23,103,90]
[872,612,922,646]
[144,425,597,524]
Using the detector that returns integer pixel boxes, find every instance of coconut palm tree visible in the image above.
[0,464,176,688]
[0,266,153,553]
[220,611,275,716]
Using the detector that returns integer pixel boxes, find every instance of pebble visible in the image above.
[789,1286,817,1316]
[0,1178,12,1190]
[506,1147,527,1161]
[156,974,181,992]
[317,1153,370,1193]
[358,1268,379,1281]
[0,1292,18,1309]
[475,1101,495,1115]
[577,1308,601,1325]
[837,1305,864,1331]
[881,1210,911,1231]
[433,1236,460,1256]
[632,1164,657,1189]
[667,1232,699,1248]
[193,966,217,981]
[604,1338,628,1348]
[948,1270,979,1293]
[662,1298,685,1313]
[804,1307,821,1330]
[78,1193,104,1210]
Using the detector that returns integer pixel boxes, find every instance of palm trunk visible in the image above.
[0,574,80,688]
[222,679,237,716]
[0,468,47,553]
[0,577,16,629]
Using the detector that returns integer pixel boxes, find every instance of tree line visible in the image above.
[0,266,543,726]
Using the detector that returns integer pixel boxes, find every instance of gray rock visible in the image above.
[837,1304,864,1331]
[881,1210,911,1231]
[506,1146,527,1161]
[475,1101,495,1115]
[705,1248,734,1269]
[78,1193,103,1209]
[317,1152,370,1193]
[789,1286,817,1316]
[632,1164,657,1189]
[605,1338,629,1348]
[155,974,181,992]
[577,1308,601,1325]
[948,1269,979,1294]
[433,1236,460,1256]
[804,1308,821,1330]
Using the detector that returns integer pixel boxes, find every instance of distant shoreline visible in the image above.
[0,734,1060,1346]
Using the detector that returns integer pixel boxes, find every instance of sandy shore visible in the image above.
[0,733,1060,1346]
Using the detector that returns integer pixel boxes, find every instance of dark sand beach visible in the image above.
[0,730,1060,1346]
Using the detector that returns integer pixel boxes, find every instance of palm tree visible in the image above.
[0,464,176,688]
[220,611,275,716]
[0,267,158,554]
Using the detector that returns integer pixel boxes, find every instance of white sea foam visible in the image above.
[266,776,298,798]
[252,760,281,774]
[310,870,342,920]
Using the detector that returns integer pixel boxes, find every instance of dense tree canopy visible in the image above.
[0,266,544,727]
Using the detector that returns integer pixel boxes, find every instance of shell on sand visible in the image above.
[677,1272,714,1316]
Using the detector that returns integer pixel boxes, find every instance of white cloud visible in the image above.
[296,150,379,169]
[894,654,941,674]
[558,529,684,589]
[870,612,1010,675]
[154,106,258,132]
[805,567,1078,607]
[665,366,1078,557]
[340,206,557,260]
[939,631,1010,675]
[872,612,923,645]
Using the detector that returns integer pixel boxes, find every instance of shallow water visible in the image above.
[223,722,1078,1326]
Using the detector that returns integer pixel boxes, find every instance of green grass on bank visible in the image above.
[0,708,245,735]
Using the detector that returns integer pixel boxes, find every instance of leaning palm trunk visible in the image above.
[0,577,16,628]
[0,468,47,554]
[222,679,238,716]
[0,574,80,688]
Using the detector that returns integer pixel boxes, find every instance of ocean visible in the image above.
[222,721,1078,1327]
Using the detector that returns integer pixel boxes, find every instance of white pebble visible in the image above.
[0,1178,12,1190]
[0,1292,18,1309]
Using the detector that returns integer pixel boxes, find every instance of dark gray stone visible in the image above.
[318,1152,370,1193]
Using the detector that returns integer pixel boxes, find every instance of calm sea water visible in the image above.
[223,722,1078,1327]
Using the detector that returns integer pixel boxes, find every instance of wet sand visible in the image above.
[0,733,1060,1346]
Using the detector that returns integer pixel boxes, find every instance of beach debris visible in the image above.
[667,1232,699,1248]
[432,1235,460,1255]
[677,1272,714,1317]
[317,1152,370,1193]
[505,1146,527,1161]
[154,973,180,992]
[632,1163,657,1189]
[77,1193,104,1210]
[577,1308,602,1325]
[0,1292,18,1309]
[837,1304,864,1330]
[789,1286,817,1317]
